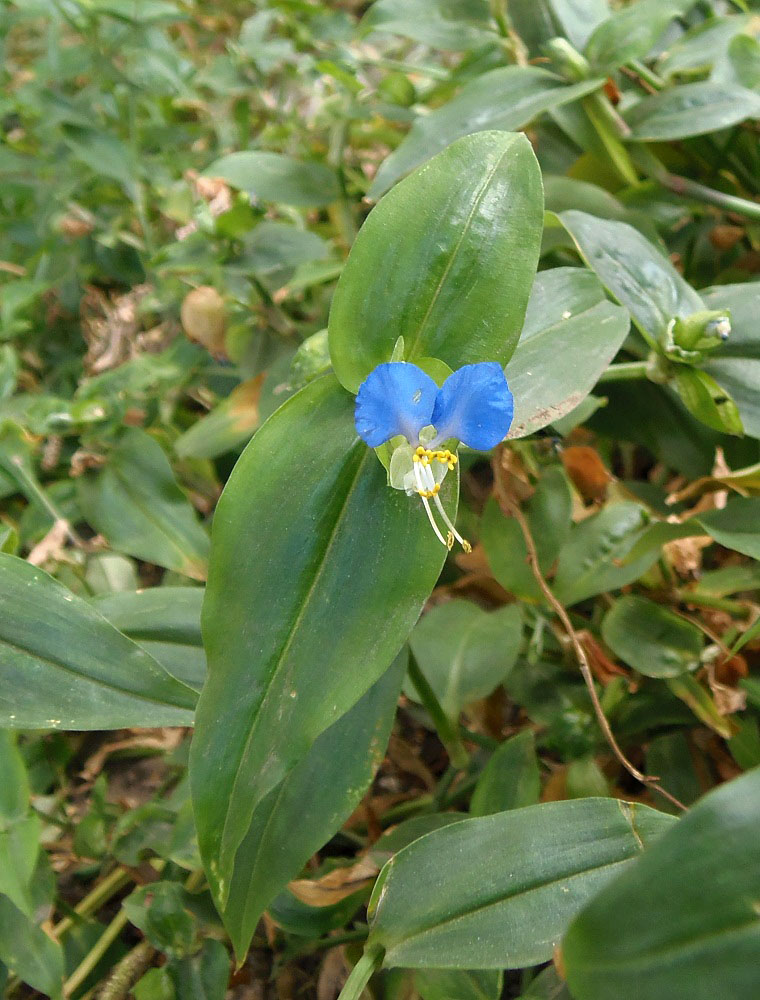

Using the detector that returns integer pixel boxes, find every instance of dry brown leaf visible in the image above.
[663,534,712,577]
[80,729,185,783]
[288,858,379,907]
[577,629,635,688]
[561,446,611,503]
[27,519,72,567]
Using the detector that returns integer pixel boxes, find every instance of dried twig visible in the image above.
[492,447,687,813]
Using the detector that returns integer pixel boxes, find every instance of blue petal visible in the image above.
[430,362,514,450]
[354,362,438,447]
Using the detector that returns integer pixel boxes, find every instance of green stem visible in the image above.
[64,909,129,997]
[53,866,131,940]
[676,590,752,618]
[629,59,665,90]
[312,927,370,952]
[407,652,470,770]
[635,148,760,221]
[336,946,384,1000]
[597,361,650,383]
[582,92,639,186]
[668,175,760,222]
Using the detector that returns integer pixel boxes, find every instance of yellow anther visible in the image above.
[415,446,426,456]
[462,539,472,554]
[446,531,454,550]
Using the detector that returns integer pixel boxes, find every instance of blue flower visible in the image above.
[354,361,514,549]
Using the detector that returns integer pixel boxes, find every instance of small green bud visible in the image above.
[543,38,591,81]
[672,309,731,352]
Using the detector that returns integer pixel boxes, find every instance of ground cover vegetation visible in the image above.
[1,0,760,997]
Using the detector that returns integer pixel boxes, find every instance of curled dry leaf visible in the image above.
[287,857,379,907]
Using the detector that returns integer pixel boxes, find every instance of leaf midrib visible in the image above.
[406,140,514,361]
[221,444,368,871]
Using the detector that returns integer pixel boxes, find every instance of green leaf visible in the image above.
[364,798,675,969]
[203,151,339,207]
[584,0,698,72]
[0,733,41,917]
[506,267,630,437]
[174,377,262,460]
[0,895,64,1000]
[601,595,703,679]
[190,376,454,907]
[359,0,494,50]
[563,768,760,1000]
[503,0,609,56]
[646,732,701,811]
[415,968,503,1000]
[77,429,210,581]
[470,730,541,816]
[0,554,196,729]
[549,0,611,50]
[553,502,658,606]
[701,282,760,439]
[626,81,760,140]
[330,131,543,392]
[407,602,522,719]
[715,33,760,89]
[658,16,751,79]
[170,938,229,1000]
[62,125,136,190]
[368,72,600,199]
[559,211,702,346]
[519,965,572,999]
[481,467,572,601]
[94,587,206,691]
[222,654,405,960]
[666,674,733,739]
[699,498,760,560]
[673,368,744,435]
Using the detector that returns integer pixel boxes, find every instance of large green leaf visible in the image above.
[601,595,703,679]
[222,653,405,960]
[553,502,659,606]
[469,730,541,816]
[0,896,63,1000]
[626,81,760,140]
[505,267,630,437]
[406,602,522,719]
[330,131,543,392]
[94,587,206,691]
[190,375,454,906]
[0,555,196,729]
[701,282,760,439]
[559,211,702,346]
[363,798,675,969]
[368,72,599,199]
[563,768,760,1000]
[203,151,339,207]
[77,429,210,581]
